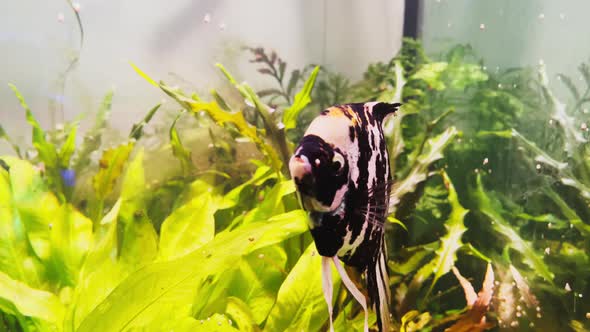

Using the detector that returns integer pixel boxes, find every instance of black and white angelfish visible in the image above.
[289,102,401,332]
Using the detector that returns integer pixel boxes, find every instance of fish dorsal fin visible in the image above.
[370,102,402,122]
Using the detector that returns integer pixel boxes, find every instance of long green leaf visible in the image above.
[129,103,161,140]
[159,192,217,260]
[470,175,554,282]
[390,127,458,213]
[424,171,468,297]
[282,66,320,131]
[117,148,158,269]
[73,91,113,172]
[76,210,308,331]
[169,112,192,176]
[0,270,65,324]
[92,142,134,200]
[8,84,58,168]
[264,243,336,332]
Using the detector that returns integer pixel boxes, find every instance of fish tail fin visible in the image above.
[366,241,391,331]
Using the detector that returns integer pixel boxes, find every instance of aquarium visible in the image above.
[0,0,589,331]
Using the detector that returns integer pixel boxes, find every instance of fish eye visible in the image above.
[332,153,344,171]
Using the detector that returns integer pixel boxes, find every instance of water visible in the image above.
[0,1,588,331]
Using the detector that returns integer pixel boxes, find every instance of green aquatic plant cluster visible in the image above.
[0,38,589,331]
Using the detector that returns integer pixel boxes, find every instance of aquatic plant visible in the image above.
[0,38,589,332]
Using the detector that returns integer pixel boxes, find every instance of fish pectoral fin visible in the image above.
[333,256,369,332]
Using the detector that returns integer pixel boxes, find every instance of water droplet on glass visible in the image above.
[538,13,545,19]
[57,12,65,23]
[479,23,486,30]
[203,13,211,23]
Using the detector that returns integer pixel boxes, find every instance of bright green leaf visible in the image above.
[0,270,65,324]
[76,210,308,331]
[283,66,320,131]
[159,192,217,260]
[264,243,335,332]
